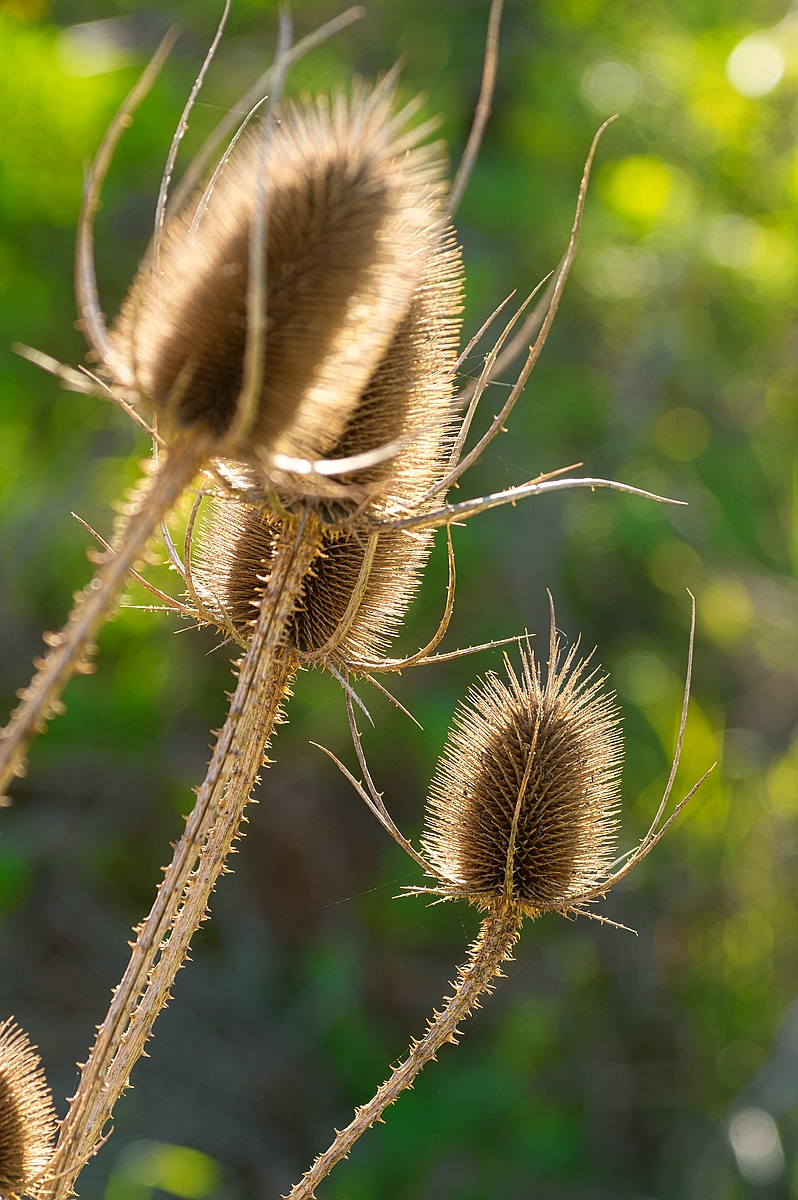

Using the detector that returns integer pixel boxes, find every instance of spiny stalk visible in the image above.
[0,437,206,801]
[42,515,322,1200]
[285,902,522,1200]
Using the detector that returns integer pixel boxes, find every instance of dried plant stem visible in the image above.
[44,514,323,1200]
[286,900,523,1200]
[0,437,206,800]
[448,0,504,216]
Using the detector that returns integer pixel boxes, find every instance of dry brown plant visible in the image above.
[0,3,703,1197]
[290,603,712,1198]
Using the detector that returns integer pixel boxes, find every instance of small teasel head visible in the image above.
[422,624,623,917]
[0,1019,57,1200]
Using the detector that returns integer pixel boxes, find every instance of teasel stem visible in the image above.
[0,436,207,801]
[286,899,522,1200]
[43,513,323,1200]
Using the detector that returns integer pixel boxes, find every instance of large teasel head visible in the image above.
[0,1019,57,1200]
[113,76,450,468]
[192,212,464,666]
[421,625,623,916]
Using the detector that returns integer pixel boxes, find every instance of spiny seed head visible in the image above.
[193,225,464,664]
[0,1019,57,1200]
[422,640,623,915]
[113,78,450,465]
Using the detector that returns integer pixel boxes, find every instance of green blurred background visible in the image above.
[2,0,798,1196]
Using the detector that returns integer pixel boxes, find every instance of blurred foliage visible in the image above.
[2,0,798,1197]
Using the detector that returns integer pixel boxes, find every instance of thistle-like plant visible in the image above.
[0,4,698,1198]
[288,605,711,1198]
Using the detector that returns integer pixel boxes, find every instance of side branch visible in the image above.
[0,437,205,801]
[285,902,522,1200]
[378,475,684,533]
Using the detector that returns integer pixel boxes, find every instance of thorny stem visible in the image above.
[0,437,206,802]
[43,514,323,1200]
[285,901,523,1200]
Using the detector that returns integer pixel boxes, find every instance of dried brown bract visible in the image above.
[0,1019,56,1200]
[423,631,622,915]
[115,78,450,466]
[193,225,464,665]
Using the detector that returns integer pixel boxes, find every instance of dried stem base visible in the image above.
[0,437,207,800]
[286,900,523,1200]
[44,513,323,1200]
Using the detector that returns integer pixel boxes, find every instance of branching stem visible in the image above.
[43,514,323,1200]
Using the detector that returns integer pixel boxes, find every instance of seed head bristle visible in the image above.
[422,640,623,915]
[0,1019,57,1200]
[113,79,449,466]
[193,225,464,664]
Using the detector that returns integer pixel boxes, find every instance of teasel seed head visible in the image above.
[0,1019,57,1200]
[422,631,623,916]
[113,78,450,467]
[193,224,464,665]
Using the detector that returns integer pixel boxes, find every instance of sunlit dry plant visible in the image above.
[423,621,623,914]
[0,2,697,1197]
[290,606,711,1199]
[0,1020,57,1200]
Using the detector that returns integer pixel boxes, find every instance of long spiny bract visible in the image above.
[0,1020,57,1200]
[423,642,622,914]
[114,80,450,468]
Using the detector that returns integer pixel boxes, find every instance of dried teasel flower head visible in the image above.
[113,76,450,468]
[192,223,464,666]
[422,618,623,917]
[0,1019,57,1200]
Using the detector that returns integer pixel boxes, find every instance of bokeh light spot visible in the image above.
[106,1142,222,1200]
[586,245,661,298]
[728,1108,784,1184]
[653,407,711,461]
[56,19,137,77]
[581,61,638,112]
[698,579,753,647]
[602,155,678,227]
[709,214,766,270]
[647,540,702,596]
[726,36,784,98]
[616,650,669,705]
